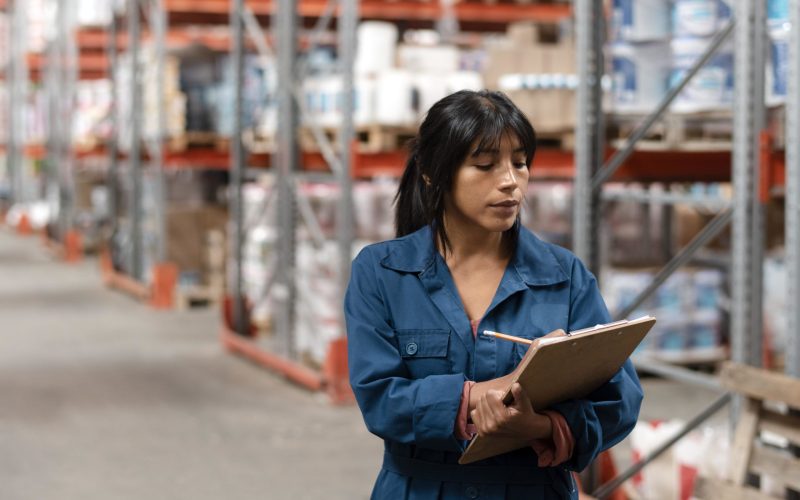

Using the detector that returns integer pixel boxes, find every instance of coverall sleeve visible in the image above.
[550,261,644,472]
[344,248,466,451]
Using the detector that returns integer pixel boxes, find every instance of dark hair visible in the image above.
[394,89,537,254]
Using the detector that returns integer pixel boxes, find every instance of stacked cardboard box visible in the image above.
[484,22,576,135]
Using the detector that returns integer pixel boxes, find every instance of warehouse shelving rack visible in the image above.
[217,0,596,403]
[572,1,799,497]
[100,0,184,308]
[3,0,34,233]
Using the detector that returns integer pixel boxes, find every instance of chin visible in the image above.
[484,218,517,233]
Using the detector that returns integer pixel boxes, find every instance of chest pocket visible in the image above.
[395,329,451,379]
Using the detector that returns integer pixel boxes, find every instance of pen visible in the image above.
[482,330,533,345]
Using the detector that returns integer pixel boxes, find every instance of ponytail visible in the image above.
[394,140,428,238]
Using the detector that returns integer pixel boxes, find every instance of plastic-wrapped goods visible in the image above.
[374,70,416,126]
[670,36,734,112]
[0,14,8,69]
[77,0,113,26]
[611,0,671,42]
[602,267,727,358]
[26,0,49,53]
[355,21,398,76]
[768,0,790,26]
[301,74,377,128]
[26,89,48,145]
[610,42,671,112]
[671,0,731,38]
[353,178,398,241]
[631,422,730,500]
[767,23,790,106]
[764,251,788,357]
[73,80,113,148]
[210,55,272,136]
[522,182,573,248]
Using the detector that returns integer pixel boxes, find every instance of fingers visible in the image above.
[473,390,509,436]
[510,383,532,412]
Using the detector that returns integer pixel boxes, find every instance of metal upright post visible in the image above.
[786,0,800,380]
[573,0,605,274]
[274,0,299,353]
[44,15,60,236]
[59,0,78,242]
[338,0,359,301]
[150,0,167,263]
[8,0,27,205]
[731,0,767,367]
[107,11,119,235]
[230,0,246,334]
[128,0,143,281]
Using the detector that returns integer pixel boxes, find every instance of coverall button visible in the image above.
[465,485,479,498]
[406,342,418,355]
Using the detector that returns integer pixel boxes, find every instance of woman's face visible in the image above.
[444,133,530,235]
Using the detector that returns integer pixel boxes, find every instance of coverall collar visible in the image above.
[381,225,569,287]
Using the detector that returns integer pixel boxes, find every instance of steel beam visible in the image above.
[128,0,143,281]
[572,0,605,274]
[785,0,800,378]
[731,0,767,367]
[275,0,299,353]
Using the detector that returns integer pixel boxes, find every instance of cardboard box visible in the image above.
[166,205,228,285]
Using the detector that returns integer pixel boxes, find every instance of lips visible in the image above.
[490,200,519,208]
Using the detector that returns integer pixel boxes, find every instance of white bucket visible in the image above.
[672,0,728,38]
[446,71,484,94]
[397,44,461,74]
[355,21,398,76]
[670,36,734,112]
[611,0,671,42]
[767,24,790,105]
[610,42,672,112]
[411,73,450,122]
[375,70,416,126]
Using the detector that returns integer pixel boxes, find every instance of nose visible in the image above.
[497,160,517,191]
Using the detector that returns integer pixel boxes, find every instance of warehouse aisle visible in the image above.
[0,230,381,500]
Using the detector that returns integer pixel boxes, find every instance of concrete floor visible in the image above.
[0,229,726,500]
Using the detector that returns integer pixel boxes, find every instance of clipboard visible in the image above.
[458,316,656,465]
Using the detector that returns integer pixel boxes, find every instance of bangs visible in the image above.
[469,105,537,165]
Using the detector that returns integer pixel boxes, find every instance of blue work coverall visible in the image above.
[344,225,643,499]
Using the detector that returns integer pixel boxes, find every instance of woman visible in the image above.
[345,90,642,499]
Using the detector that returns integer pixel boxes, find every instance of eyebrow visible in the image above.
[471,147,526,157]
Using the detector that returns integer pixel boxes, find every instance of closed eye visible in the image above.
[474,164,493,171]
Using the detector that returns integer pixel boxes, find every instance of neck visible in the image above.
[440,215,510,265]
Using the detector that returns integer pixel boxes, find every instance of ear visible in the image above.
[422,174,432,187]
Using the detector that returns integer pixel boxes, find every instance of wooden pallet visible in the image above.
[300,124,417,154]
[536,131,575,151]
[609,111,733,152]
[694,363,800,499]
[174,285,223,310]
[243,129,275,154]
[167,131,220,152]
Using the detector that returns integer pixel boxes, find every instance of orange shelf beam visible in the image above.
[164,0,570,25]
[220,326,325,391]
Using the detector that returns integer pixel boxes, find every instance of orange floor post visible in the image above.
[323,337,354,405]
[99,249,114,284]
[17,213,32,235]
[150,262,178,309]
[63,230,83,263]
[599,450,627,500]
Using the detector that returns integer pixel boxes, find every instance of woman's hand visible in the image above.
[470,383,552,441]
